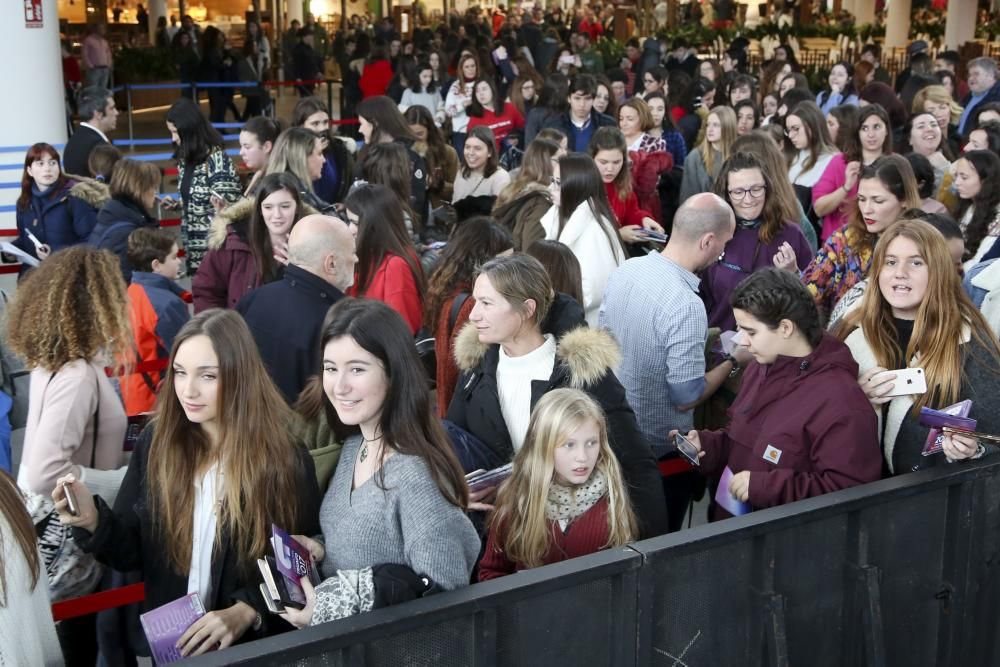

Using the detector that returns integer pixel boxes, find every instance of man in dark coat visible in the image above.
[540,73,616,152]
[63,86,117,176]
[237,214,357,403]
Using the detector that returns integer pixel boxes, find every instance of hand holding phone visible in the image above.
[62,481,79,516]
[669,430,703,466]
[873,367,926,397]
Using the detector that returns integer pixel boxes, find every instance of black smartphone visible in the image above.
[62,481,79,517]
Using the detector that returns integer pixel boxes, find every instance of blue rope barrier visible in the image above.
[114,134,238,148]
[0,183,20,189]
[0,205,17,213]
[0,145,65,153]
[0,164,21,170]
[212,123,244,129]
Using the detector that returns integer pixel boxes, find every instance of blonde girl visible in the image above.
[478,388,636,580]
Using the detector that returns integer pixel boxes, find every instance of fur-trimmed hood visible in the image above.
[453,323,620,389]
[207,197,320,249]
[208,198,255,249]
[65,174,111,210]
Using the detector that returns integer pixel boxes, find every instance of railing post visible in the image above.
[327,79,334,122]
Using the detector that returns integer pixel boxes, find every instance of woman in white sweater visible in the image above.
[398,61,445,126]
[0,471,63,666]
[8,246,132,507]
[540,153,626,325]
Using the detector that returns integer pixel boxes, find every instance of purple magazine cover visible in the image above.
[139,592,205,664]
[271,524,313,606]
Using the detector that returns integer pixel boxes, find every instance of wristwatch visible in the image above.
[252,611,263,632]
[723,354,741,378]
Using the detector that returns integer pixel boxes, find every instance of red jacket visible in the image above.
[628,149,672,223]
[434,291,474,418]
[360,60,394,100]
[698,333,882,519]
[478,496,612,581]
[604,181,651,229]
[467,103,525,149]
[578,18,604,42]
[348,253,423,335]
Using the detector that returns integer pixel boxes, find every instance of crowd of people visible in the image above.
[4,6,1000,665]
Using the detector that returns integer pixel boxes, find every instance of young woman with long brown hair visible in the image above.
[54,309,321,658]
[840,219,1000,474]
[492,137,563,250]
[424,217,514,415]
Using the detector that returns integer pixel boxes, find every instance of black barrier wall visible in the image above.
[184,459,1000,666]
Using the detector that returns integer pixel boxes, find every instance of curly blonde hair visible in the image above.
[6,246,133,372]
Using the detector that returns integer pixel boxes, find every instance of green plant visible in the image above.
[112,47,179,83]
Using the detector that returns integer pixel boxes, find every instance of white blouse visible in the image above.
[187,464,222,603]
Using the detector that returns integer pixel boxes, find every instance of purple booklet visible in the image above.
[139,592,205,664]
[714,466,751,516]
[271,524,315,608]
[920,400,975,457]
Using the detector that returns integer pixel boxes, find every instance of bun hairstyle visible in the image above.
[243,115,285,145]
[730,267,823,348]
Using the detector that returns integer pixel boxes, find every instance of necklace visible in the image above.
[359,429,382,464]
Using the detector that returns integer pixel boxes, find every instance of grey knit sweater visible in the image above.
[319,436,480,591]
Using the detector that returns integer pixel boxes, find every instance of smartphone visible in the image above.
[874,367,927,397]
[62,482,79,517]
[674,433,701,466]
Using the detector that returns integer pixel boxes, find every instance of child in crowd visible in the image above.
[478,388,637,580]
[122,228,191,416]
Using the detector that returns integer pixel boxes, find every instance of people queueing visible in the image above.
[3,14,1000,661]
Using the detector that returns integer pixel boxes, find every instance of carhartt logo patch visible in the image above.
[763,444,782,464]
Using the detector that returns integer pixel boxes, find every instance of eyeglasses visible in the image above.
[728,184,767,200]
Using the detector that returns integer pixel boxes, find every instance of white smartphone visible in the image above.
[874,367,927,397]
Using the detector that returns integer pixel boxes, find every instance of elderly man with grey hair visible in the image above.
[237,214,358,403]
[599,193,753,531]
[960,57,1000,135]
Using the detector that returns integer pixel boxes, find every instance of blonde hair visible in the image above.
[264,127,320,193]
[842,219,1000,412]
[699,106,738,175]
[912,85,963,125]
[6,246,132,373]
[489,388,637,568]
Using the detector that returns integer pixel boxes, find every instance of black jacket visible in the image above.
[446,294,669,539]
[89,196,157,281]
[75,429,321,655]
[237,263,345,404]
[539,109,617,151]
[63,124,108,177]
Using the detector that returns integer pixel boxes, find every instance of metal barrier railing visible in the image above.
[178,457,1000,666]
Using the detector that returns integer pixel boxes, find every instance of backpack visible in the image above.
[415,293,471,390]
[89,220,135,250]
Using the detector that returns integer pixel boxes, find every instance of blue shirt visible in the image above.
[598,252,707,454]
[569,114,595,152]
[959,91,989,135]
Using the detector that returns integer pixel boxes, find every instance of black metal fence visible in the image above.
[184,458,1000,666]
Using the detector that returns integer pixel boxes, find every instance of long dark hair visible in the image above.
[468,77,499,118]
[731,267,823,348]
[345,183,425,297]
[299,298,469,507]
[404,105,449,172]
[958,150,1000,261]
[248,173,305,284]
[462,126,500,178]
[556,153,622,258]
[818,61,856,105]
[166,97,224,165]
[842,104,892,163]
[587,127,632,203]
[357,95,418,144]
[410,60,437,93]
[18,143,68,210]
[291,96,330,134]
[525,239,584,307]
[713,151,792,245]
[424,217,513,327]
[536,72,570,115]
[149,309,301,577]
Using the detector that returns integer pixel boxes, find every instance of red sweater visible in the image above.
[467,103,525,149]
[478,497,612,581]
[348,253,423,334]
[604,181,651,229]
[360,60,394,100]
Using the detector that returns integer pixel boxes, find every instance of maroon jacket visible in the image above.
[699,333,881,518]
[191,224,259,313]
[478,497,612,581]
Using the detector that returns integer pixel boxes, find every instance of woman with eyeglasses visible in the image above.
[705,151,813,331]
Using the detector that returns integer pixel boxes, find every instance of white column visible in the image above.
[854,0,875,26]
[148,0,167,44]
[0,0,66,233]
[944,0,976,51]
[286,0,304,25]
[884,0,912,50]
